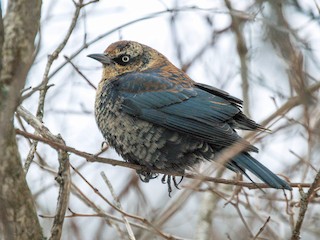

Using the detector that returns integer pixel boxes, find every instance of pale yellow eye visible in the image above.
[121,55,130,63]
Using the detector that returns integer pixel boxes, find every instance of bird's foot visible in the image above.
[161,175,184,197]
[137,168,158,183]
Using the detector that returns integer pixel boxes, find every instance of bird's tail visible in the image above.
[229,153,292,190]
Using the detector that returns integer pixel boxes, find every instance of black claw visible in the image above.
[173,176,182,189]
[150,173,159,179]
[178,176,184,185]
[160,175,185,196]
[167,176,172,197]
[138,174,150,183]
[161,174,167,184]
[137,169,158,182]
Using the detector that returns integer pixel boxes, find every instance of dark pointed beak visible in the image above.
[87,54,112,64]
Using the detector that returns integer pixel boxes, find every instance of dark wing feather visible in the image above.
[194,82,243,106]
[112,71,257,151]
[195,82,264,131]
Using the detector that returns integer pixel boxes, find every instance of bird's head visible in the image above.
[88,40,167,80]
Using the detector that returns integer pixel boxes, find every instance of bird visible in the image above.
[88,40,292,193]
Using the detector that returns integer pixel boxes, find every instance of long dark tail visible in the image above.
[228,152,292,190]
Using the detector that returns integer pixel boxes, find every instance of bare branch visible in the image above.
[64,55,96,89]
[291,170,320,240]
[225,0,251,116]
[49,138,71,240]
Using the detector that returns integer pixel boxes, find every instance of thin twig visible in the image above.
[253,216,271,240]
[100,171,136,240]
[64,55,96,89]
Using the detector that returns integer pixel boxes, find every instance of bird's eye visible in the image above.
[121,55,130,63]
[113,55,131,66]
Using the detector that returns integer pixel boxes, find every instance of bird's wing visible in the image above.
[112,71,254,149]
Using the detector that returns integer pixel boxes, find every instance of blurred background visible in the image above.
[2,0,320,239]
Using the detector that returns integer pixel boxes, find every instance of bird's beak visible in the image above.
[87,53,112,64]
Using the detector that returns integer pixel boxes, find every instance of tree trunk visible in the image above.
[0,0,43,239]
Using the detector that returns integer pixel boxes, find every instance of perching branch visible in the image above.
[15,128,312,189]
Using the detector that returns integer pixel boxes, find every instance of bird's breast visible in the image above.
[94,80,168,166]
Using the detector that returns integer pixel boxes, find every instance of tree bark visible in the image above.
[0,0,43,239]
